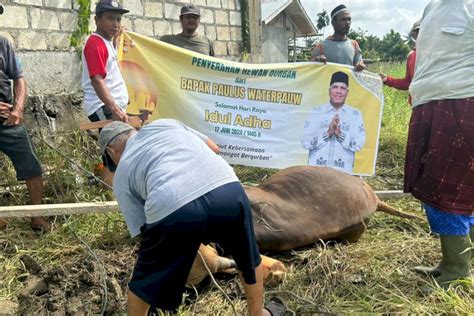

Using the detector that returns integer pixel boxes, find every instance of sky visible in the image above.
[300,0,431,38]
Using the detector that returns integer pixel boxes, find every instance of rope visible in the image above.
[197,250,237,315]
[32,134,113,190]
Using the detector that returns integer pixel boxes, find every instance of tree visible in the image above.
[316,10,330,34]
[378,29,410,61]
[348,27,368,50]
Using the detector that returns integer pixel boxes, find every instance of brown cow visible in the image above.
[247,165,422,252]
[186,165,421,285]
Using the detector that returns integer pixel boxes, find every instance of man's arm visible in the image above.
[353,41,366,71]
[174,119,220,153]
[381,51,415,90]
[90,75,128,122]
[206,137,220,153]
[310,43,327,63]
[4,78,27,126]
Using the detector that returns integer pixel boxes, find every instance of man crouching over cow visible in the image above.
[98,119,274,315]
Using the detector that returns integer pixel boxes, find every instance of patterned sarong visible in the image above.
[404,98,474,215]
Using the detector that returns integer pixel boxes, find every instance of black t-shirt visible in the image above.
[0,35,23,104]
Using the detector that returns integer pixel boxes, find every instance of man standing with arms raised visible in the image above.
[160,5,215,56]
[311,4,365,71]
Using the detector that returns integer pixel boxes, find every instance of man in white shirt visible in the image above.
[81,0,130,184]
[82,0,129,124]
[301,71,366,173]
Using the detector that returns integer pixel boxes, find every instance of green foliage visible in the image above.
[316,10,330,32]
[70,0,92,52]
[239,0,250,53]
[348,27,368,47]
[378,30,411,61]
[346,28,410,61]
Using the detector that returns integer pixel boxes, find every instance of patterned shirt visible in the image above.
[301,103,366,173]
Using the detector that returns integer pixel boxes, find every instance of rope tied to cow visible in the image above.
[252,202,284,233]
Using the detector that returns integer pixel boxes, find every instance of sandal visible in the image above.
[264,296,287,316]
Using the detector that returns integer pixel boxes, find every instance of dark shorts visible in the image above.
[0,125,43,180]
[129,181,261,311]
[87,106,117,172]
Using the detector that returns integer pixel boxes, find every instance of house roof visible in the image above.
[261,0,317,36]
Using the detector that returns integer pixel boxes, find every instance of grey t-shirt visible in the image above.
[160,34,215,56]
[0,35,23,104]
[312,37,362,67]
[113,119,238,237]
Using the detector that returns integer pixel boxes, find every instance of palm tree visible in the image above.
[316,10,330,34]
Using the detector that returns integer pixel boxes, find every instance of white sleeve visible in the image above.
[338,110,366,152]
[301,112,330,150]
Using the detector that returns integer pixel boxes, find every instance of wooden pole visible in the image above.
[0,191,411,218]
[374,190,410,199]
[0,201,119,218]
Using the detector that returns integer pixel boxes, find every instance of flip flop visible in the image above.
[264,296,287,316]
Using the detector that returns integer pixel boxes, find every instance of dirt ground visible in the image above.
[13,245,135,314]
[3,237,246,315]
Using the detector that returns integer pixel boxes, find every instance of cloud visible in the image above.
[300,0,429,37]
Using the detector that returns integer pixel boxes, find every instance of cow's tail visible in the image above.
[376,200,425,221]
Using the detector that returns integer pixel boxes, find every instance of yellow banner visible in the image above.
[119,31,383,176]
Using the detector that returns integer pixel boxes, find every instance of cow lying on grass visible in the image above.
[187,166,422,286]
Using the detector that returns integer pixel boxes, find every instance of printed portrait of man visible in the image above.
[301,71,366,173]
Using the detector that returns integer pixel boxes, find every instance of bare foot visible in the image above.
[30,217,51,232]
[0,218,7,229]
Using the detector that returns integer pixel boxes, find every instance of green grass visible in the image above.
[1,62,472,314]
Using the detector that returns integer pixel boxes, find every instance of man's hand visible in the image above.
[111,107,129,123]
[354,61,366,72]
[311,55,327,64]
[379,73,388,83]
[0,102,12,121]
[206,138,220,154]
[0,102,21,125]
[327,115,340,137]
